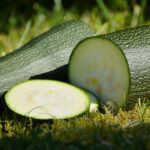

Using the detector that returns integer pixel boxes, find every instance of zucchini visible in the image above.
[5,80,91,119]
[69,37,129,110]
[86,92,99,112]
[0,20,94,96]
[103,25,150,108]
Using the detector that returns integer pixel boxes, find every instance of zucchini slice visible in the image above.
[5,80,90,119]
[69,37,130,109]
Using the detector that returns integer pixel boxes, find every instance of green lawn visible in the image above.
[0,1,150,149]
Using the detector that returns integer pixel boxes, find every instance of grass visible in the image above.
[0,102,150,149]
[0,1,150,149]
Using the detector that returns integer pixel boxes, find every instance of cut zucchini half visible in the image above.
[69,36,130,109]
[5,80,90,119]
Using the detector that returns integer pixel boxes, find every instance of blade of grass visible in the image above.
[138,0,148,24]
[17,20,32,49]
[96,0,110,21]
[131,4,141,27]
[138,98,148,122]
[131,0,148,26]
[54,0,63,12]
[96,0,115,31]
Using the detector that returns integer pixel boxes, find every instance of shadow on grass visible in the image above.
[0,117,150,150]
[0,65,150,149]
[0,93,150,150]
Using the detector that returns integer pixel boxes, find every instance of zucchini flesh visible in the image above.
[0,21,94,96]
[103,25,150,107]
[5,80,90,119]
[69,37,130,109]
[86,92,99,112]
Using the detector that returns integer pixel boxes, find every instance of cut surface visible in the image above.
[69,37,130,109]
[86,91,99,112]
[5,80,90,119]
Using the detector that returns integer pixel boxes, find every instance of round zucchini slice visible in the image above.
[69,36,130,110]
[5,80,90,119]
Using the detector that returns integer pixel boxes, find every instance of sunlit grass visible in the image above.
[0,1,149,57]
[0,101,150,149]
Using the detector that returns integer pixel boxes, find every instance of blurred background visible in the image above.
[0,0,150,56]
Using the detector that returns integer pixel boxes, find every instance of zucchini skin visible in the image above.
[0,21,94,96]
[103,25,150,108]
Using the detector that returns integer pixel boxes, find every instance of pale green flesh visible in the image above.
[69,37,130,109]
[86,92,99,112]
[5,80,90,119]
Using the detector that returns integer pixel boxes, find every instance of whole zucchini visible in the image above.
[0,20,94,96]
[103,25,150,108]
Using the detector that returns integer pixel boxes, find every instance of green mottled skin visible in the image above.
[0,21,94,96]
[103,25,150,108]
